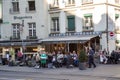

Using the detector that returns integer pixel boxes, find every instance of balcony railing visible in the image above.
[65,0,75,6]
[50,4,59,9]
[66,28,75,32]
[10,36,20,40]
[9,8,20,14]
[26,7,36,13]
[26,36,38,40]
[82,0,93,4]
[50,28,60,33]
[83,26,94,31]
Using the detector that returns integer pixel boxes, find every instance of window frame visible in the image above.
[11,1,19,13]
[115,14,119,20]
[67,16,75,32]
[82,0,93,4]
[28,0,36,11]
[51,17,60,33]
[115,0,120,4]
[12,23,20,38]
[28,22,36,37]
[83,14,93,31]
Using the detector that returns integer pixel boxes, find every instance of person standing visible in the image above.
[40,51,47,68]
[17,50,23,61]
[88,47,96,68]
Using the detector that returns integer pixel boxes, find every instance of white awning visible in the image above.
[41,35,97,43]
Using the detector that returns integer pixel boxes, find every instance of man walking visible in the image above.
[88,47,96,68]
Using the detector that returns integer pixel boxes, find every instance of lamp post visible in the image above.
[106,0,109,53]
[20,20,25,61]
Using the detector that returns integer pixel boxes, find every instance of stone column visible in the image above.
[59,11,66,33]
[75,8,82,32]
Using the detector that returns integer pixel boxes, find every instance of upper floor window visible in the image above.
[83,14,93,31]
[67,16,75,32]
[10,1,19,13]
[53,0,59,7]
[115,14,119,20]
[66,0,75,6]
[28,0,36,11]
[50,0,59,8]
[12,23,20,39]
[82,0,93,4]
[68,0,75,4]
[115,0,120,4]
[51,17,59,33]
[28,23,36,37]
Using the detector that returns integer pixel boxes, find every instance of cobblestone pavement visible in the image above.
[0,64,120,79]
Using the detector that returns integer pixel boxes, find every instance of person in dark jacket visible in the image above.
[88,47,96,68]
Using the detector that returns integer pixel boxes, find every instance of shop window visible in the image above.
[25,47,37,52]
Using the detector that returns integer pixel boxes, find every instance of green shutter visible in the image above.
[115,14,119,20]
[84,13,92,17]
[67,16,75,31]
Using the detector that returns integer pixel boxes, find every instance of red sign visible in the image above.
[110,32,114,36]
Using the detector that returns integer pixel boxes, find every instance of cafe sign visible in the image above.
[14,16,32,20]
[49,31,102,37]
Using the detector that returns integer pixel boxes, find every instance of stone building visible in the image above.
[0,0,120,59]
[43,0,120,54]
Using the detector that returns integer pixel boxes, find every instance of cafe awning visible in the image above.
[41,35,97,43]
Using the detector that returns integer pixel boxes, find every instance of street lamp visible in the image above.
[106,0,109,53]
[20,20,25,61]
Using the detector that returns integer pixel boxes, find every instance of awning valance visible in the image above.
[41,35,97,43]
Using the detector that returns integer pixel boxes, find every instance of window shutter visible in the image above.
[67,16,75,31]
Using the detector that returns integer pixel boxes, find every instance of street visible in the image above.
[0,71,120,80]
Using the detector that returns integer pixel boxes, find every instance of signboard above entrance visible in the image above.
[49,31,101,37]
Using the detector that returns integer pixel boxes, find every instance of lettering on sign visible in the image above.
[14,16,32,20]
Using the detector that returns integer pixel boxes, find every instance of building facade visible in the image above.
[0,0,120,59]
[44,0,120,54]
[0,0,48,59]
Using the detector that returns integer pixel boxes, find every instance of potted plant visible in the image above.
[79,49,87,70]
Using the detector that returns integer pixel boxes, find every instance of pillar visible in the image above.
[59,11,66,33]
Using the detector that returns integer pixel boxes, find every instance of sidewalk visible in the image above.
[0,64,120,78]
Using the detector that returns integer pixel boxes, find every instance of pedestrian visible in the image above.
[40,51,47,68]
[66,52,73,68]
[88,47,96,68]
[99,50,108,64]
[17,50,23,62]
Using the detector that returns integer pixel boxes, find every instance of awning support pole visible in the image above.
[68,42,69,52]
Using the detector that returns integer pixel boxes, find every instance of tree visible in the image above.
[79,50,87,62]
[78,49,87,70]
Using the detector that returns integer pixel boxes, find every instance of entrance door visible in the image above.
[69,43,77,53]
